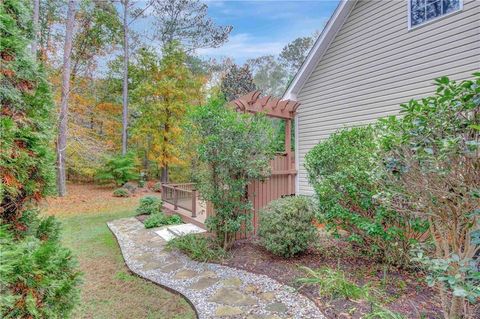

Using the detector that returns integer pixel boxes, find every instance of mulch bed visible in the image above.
[219,235,443,319]
[136,212,443,318]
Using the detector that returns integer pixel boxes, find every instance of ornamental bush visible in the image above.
[136,196,162,215]
[113,188,130,197]
[96,152,137,186]
[258,196,317,257]
[0,1,81,316]
[378,74,480,318]
[304,126,428,267]
[144,213,182,228]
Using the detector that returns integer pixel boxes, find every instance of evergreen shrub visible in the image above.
[258,196,316,257]
[0,1,81,316]
[113,188,130,197]
[136,196,162,215]
[144,213,182,229]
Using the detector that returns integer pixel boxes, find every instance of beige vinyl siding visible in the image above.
[296,0,480,195]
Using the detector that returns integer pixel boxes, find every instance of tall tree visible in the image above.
[247,55,288,97]
[220,63,256,101]
[56,0,76,196]
[152,0,232,51]
[121,0,129,155]
[279,35,315,77]
[31,0,39,56]
[71,0,121,79]
[131,43,203,182]
[119,0,153,155]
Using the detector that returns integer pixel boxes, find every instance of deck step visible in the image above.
[154,223,206,242]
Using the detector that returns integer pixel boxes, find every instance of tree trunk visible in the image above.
[121,0,129,155]
[56,0,76,197]
[161,166,169,183]
[32,0,39,56]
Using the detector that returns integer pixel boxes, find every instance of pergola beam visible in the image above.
[230,90,299,120]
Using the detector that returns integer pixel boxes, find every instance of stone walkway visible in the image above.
[108,218,324,319]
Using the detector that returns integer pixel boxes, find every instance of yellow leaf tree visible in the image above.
[132,42,203,182]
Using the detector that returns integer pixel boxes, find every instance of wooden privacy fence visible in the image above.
[160,91,299,238]
[244,152,296,238]
[161,183,198,218]
[232,91,299,238]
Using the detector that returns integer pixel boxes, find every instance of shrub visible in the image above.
[166,234,227,262]
[0,1,81,316]
[136,196,162,215]
[144,213,182,229]
[258,196,317,257]
[378,74,480,318]
[304,126,428,266]
[296,266,367,300]
[189,96,275,250]
[152,182,162,192]
[113,188,130,197]
[96,152,137,186]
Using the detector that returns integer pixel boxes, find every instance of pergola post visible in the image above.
[285,119,292,193]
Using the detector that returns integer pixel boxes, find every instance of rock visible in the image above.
[258,292,276,302]
[209,287,257,306]
[189,277,219,290]
[174,269,198,280]
[159,262,183,273]
[198,270,217,278]
[221,277,243,287]
[142,261,161,271]
[245,284,260,293]
[247,315,283,319]
[266,302,288,313]
[123,182,137,193]
[215,306,243,317]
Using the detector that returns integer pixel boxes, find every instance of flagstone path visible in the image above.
[108,218,324,319]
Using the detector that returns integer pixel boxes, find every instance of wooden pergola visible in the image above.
[230,90,300,120]
[230,90,300,166]
[230,91,300,238]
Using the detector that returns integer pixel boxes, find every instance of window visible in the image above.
[409,0,462,28]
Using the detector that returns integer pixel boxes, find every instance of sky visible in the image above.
[135,0,340,64]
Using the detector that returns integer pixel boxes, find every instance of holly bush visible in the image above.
[305,126,428,267]
[0,1,81,317]
[188,96,275,250]
[378,74,480,318]
[259,196,316,257]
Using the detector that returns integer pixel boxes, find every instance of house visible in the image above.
[283,0,480,195]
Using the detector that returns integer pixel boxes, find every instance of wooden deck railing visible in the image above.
[161,183,197,217]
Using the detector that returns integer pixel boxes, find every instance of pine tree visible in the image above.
[0,1,81,316]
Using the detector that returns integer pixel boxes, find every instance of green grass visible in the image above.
[58,209,195,319]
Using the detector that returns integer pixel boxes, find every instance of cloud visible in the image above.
[196,33,285,61]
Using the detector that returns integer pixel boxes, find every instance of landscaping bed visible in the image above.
[220,235,442,319]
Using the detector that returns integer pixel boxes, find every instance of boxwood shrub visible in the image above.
[136,196,162,215]
[258,196,317,258]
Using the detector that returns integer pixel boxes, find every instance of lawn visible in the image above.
[43,184,196,319]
